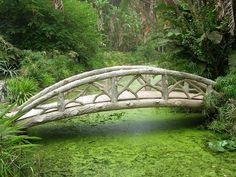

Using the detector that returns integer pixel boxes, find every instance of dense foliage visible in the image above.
[0,0,100,62]
[0,36,20,78]
[7,77,39,105]
[155,0,234,78]
[88,0,158,51]
[0,105,38,176]
[90,49,159,68]
[204,71,236,136]
[20,50,84,88]
[204,71,236,152]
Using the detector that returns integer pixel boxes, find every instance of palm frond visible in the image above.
[217,0,235,35]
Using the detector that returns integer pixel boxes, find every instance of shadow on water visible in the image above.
[29,114,205,141]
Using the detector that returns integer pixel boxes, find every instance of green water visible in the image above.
[29,108,236,177]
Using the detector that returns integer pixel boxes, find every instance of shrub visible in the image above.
[156,1,232,79]
[7,77,39,105]
[0,35,21,78]
[204,72,236,136]
[90,51,155,69]
[0,0,100,62]
[20,50,85,88]
[215,72,236,100]
[0,105,39,176]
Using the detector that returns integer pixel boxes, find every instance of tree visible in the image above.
[0,0,100,64]
[217,0,235,35]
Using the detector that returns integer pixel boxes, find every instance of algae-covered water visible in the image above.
[28,108,236,177]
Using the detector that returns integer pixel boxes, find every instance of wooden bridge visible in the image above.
[15,66,215,127]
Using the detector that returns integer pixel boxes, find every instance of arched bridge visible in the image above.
[16,66,215,127]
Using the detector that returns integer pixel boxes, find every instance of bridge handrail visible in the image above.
[18,66,154,110]
[18,66,215,114]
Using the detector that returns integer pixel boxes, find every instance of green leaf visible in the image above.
[207,31,223,44]
[196,33,206,43]
[229,51,236,71]
[207,141,226,152]
[207,140,236,152]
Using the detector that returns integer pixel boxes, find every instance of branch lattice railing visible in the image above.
[16,66,215,127]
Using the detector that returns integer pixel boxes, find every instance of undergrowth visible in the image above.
[204,71,236,152]
[0,105,39,177]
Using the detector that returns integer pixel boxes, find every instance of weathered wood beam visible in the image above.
[18,99,203,128]
[18,66,155,110]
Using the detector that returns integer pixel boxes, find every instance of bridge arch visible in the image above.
[16,66,215,127]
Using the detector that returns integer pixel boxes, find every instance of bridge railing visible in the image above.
[17,66,215,119]
[18,66,152,110]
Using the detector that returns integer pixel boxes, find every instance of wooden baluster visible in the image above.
[106,78,112,93]
[162,74,168,100]
[137,77,145,90]
[57,92,65,112]
[184,81,189,93]
[111,77,118,103]
[144,75,151,91]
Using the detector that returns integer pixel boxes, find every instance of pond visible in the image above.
[28,108,236,177]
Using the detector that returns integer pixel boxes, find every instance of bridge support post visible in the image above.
[111,77,118,103]
[162,75,168,100]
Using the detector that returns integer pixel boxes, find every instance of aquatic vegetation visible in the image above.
[207,139,236,152]
[28,108,236,176]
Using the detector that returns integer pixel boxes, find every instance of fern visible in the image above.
[217,0,235,35]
